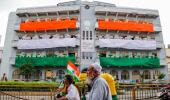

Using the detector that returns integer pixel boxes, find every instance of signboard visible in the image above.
[81,40,94,52]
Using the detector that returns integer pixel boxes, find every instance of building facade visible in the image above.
[0,47,3,68]
[0,0,168,82]
[166,45,170,79]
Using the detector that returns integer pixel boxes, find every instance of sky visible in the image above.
[0,0,169,47]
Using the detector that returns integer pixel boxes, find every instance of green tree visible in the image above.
[19,64,36,81]
[157,73,165,80]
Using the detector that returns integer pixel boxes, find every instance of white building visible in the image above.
[0,0,168,82]
[166,45,170,79]
[0,47,3,67]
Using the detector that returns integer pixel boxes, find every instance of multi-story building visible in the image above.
[0,47,3,67]
[166,45,170,79]
[0,35,2,69]
[0,0,168,82]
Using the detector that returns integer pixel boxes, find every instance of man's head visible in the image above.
[64,75,74,86]
[86,63,102,80]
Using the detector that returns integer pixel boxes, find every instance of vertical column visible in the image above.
[118,71,121,81]
[150,70,154,80]
[129,70,133,82]
[139,70,143,82]
[42,70,46,81]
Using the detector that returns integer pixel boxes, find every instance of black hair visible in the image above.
[65,75,74,84]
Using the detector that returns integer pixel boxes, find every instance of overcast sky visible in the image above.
[0,0,169,47]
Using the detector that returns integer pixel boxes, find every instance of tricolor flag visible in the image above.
[67,61,80,82]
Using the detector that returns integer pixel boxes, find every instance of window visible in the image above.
[110,70,118,79]
[32,70,42,80]
[82,52,85,59]
[12,69,20,80]
[86,31,89,40]
[132,70,140,80]
[99,53,106,57]
[56,70,65,80]
[45,70,54,79]
[68,52,75,57]
[82,52,93,59]
[121,70,129,80]
[143,70,151,79]
[71,35,76,38]
[83,31,85,40]
[47,50,54,57]
[153,70,160,79]
[90,31,92,40]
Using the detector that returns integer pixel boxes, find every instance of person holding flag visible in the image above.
[55,61,81,100]
[56,75,80,100]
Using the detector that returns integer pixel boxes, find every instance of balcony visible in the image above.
[95,39,156,50]
[95,6,158,17]
[17,38,79,50]
[95,39,164,50]
[15,56,75,67]
[16,5,80,17]
[19,18,78,32]
[100,57,160,68]
[96,19,154,32]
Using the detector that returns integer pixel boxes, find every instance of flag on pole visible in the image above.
[67,61,80,82]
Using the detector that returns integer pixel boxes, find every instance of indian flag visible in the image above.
[67,61,80,82]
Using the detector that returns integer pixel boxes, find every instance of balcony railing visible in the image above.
[15,56,75,67]
[19,18,78,32]
[100,57,160,68]
[96,19,154,32]
[16,38,79,49]
[95,39,163,49]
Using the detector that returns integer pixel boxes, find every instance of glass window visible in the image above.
[90,31,92,40]
[83,31,85,40]
[132,70,140,80]
[121,70,129,80]
[86,31,89,40]
[56,70,65,80]
[33,70,42,80]
[153,70,160,79]
[110,70,118,79]
[12,69,20,80]
[143,70,151,79]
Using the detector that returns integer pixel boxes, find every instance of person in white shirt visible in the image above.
[86,63,112,100]
[57,75,80,100]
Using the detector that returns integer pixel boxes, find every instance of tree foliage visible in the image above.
[157,73,165,79]
[19,64,36,80]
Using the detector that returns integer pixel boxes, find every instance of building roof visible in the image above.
[95,6,158,16]
[16,5,79,14]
